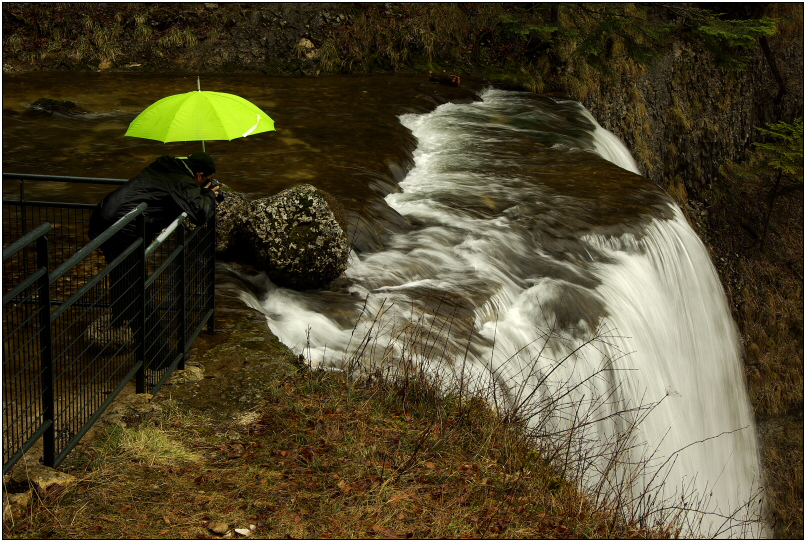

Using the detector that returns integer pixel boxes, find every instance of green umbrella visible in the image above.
[125,78,275,151]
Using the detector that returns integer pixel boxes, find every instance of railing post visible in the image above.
[205,212,217,333]
[20,181,29,278]
[134,213,147,393]
[20,180,27,236]
[177,223,187,371]
[37,234,55,467]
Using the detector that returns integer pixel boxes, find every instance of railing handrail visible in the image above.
[3,172,128,185]
[146,212,187,257]
[2,222,52,261]
[2,184,216,473]
[49,202,149,284]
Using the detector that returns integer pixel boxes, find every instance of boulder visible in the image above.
[30,98,88,116]
[240,184,350,290]
[214,185,251,257]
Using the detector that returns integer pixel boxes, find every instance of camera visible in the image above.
[207,178,227,202]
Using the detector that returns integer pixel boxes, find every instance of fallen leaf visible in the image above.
[234,528,250,536]
[163,515,171,524]
[425,461,436,469]
[337,480,352,493]
[368,524,394,536]
[299,447,315,461]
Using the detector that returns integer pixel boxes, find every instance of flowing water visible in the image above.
[3,74,766,537]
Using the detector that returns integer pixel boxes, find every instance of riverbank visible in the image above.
[4,280,683,539]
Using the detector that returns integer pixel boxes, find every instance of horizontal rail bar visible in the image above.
[52,360,143,468]
[2,420,53,476]
[185,308,215,352]
[3,199,98,210]
[50,237,141,322]
[145,244,184,289]
[3,173,127,185]
[184,221,206,244]
[2,222,51,260]
[49,203,147,284]
[145,212,187,258]
[2,267,47,305]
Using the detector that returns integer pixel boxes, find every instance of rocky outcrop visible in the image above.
[214,187,251,256]
[216,184,350,290]
[30,98,88,117]
[243,185,350,290]
[581,29,803,198]
[5,454,77,510]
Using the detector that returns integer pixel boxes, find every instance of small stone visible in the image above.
[3,489,33,521]
[10,464,77,496]
[234,528,251,536]
[208,521,229,535]
[166,365,205,385]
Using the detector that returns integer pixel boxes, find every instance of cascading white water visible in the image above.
[246,89,767,537]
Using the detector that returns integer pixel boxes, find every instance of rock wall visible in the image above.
[2,3,353,74]
[583,22,803,198]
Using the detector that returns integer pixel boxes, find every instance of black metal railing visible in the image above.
[2,173,216,474]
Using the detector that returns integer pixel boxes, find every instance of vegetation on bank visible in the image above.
[0,3,779,86]
[700,117,804,538]
[2,1,802,539]
[1,346,747,539]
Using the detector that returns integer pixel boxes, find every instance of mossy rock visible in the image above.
[242,184,350,290]
[30,97,87,116]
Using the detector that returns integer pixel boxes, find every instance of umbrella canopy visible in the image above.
[125,81,274,150]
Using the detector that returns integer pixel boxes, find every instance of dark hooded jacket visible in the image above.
[88,155,217,248]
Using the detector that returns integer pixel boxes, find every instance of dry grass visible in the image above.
[3,368,680,540]
[4,293,770,539]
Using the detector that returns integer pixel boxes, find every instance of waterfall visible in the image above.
[250,88,768,537]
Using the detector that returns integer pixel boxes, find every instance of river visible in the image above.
[2,72,767,537]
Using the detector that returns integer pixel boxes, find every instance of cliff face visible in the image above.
[584,25,803,198]
[1,3,351,73]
